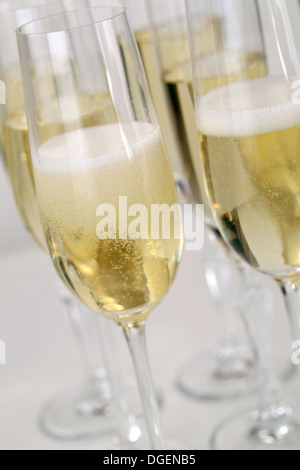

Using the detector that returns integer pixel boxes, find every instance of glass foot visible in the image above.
[39,369,115,439]
[175,349,260,401]
[39,369,164,440]
[175,349,294,401]
[211,405,300,450]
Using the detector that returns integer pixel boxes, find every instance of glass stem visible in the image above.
[59,286,141,443]
[122,322,166,450]
[242,277,296,444]
[60,292,95,377]
[280,280,300,347]
[97,317,142,445]
[204,228,255,378]
[236,262,263,367]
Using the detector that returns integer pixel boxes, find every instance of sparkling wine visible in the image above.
[135,29,185,181]
[198,77,300,280]
[164,51,267,226]
[35,123,183,324]
[3,112,46,249]
[2,90,117,251]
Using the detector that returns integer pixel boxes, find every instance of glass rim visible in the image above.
[0,0,59,14]
[16,5,126,37]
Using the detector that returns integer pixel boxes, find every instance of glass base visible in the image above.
[175,350,261,401]
[39,370,115,440]
[39,369,164,440]
[211,406,300,450]
[176,349,294,402]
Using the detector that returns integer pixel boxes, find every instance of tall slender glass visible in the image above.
[0,0,64,246]
[122,0,189,197]
[146,0,279,401]
[187,0,300,450]
[146,0,211,206]
[0,0,141,442]
[17,6,183,450]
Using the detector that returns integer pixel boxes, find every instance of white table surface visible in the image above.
[0,161,298,451]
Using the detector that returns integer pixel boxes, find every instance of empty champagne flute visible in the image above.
[187,0,300,450]
[17,6,183,450]
[0,0,141,442]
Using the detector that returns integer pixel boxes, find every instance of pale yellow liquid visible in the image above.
[2,91,117,252]
[198,77,300,281]
[0,126,7,168]
[3,112,46,250]
[0,68,46,248]
[35,123,183,325]
[135,29,185,181]
[0,69,24,168]
[155,17,222,75]
[163,51,267,226]
[164,64,203,208]
[135,21,222,198]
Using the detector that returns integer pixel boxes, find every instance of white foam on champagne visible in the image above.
[197,77,300,137]
[36,122,160,173]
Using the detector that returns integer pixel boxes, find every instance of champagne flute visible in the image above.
[17,6,183,450]
[145,0,283,401]
[0,0,141,442]
[187,0,300,450]
[122,0,189,198]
